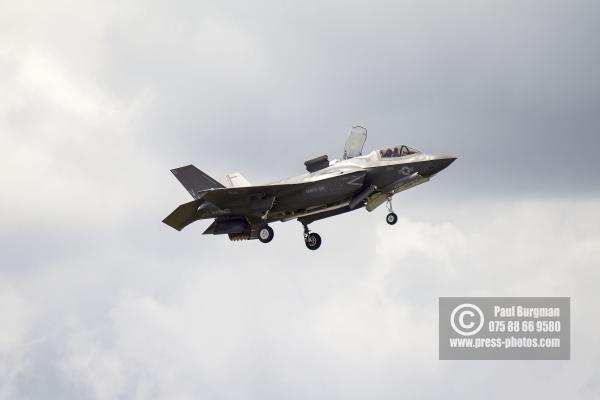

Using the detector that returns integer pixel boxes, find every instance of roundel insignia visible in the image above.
[400,166,413,176]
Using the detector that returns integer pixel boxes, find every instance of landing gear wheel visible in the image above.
[386,212,398,225]
[258,225,274,243]
[305,232,322,250]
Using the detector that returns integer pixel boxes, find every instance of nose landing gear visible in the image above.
[386,196,398,225]
[302,224,322,250]
[386,212,398,225]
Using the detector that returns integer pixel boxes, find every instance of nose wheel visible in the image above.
[305,232,322,250]
[258,225,274,243]
[386,196,398,225]
[386,212,398,225]
[302,224,322,250]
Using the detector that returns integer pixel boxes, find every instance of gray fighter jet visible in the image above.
[163,126,456,250]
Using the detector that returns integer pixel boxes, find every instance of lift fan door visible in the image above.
[343,126,367,160]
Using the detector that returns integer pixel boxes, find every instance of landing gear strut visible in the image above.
[302,224,322,250]
[258,225,274,243]
[386,196,398,225]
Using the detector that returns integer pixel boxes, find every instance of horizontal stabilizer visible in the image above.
[171,165,224,199]
[162,200,203,231]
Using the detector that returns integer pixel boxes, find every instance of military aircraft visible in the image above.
[163,126,456,250]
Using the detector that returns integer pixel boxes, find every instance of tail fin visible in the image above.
[219,172,252,188]
[171,165,224,199]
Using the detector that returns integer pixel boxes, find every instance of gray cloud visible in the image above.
[2,201,600,399]
[1,0,600,399]
[97,0,600,191]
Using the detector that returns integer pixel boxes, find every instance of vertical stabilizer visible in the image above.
[171,165,224,199]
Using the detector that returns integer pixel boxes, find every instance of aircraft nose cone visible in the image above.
[439,156,457,170]
[427,156,457,176]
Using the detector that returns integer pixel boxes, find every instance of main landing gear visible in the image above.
[259,222,322,250]
[386,196,398,225]
[258,225,274,243]
[303,224,321,250]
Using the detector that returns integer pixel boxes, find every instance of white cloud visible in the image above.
[0,39,157,228]
[1,0,600,398]
[3,199,593,400]
[0,288,33,400]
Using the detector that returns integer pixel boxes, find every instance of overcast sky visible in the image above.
[1,0,600,399]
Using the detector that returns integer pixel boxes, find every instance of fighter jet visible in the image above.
[163,126,456,250]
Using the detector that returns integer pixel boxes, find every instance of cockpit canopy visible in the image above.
[378,145,420,159]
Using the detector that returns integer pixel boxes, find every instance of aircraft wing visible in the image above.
[200,169,367,213]
[200,183,308,213]
[163,171,367,230]
[163,182,311,230]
